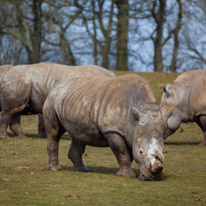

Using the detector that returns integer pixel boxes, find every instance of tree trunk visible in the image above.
[98,0,114,69]
[59,32,76,65]
[170,0,182,72]
[92,0,98,65]
[152,0,166,72]
[32,0,42,63]
[115,0,129,71]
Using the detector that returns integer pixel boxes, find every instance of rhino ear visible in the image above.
[163,84,173,98]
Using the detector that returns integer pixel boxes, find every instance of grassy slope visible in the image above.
[0,72,206,206]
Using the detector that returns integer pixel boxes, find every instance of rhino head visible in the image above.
[160,84,185,139]
[131,106,165,181]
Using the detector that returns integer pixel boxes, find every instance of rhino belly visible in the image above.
[61,121,109,147]
[73,132,109,147]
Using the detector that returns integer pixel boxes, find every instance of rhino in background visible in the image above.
[0,62,115,140]
[0,64,47,138]
[161,69,206,146]
[0,65,13,108]
[43,74,165,181]
[0,65,13,83]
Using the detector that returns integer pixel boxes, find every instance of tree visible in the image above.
[43,0,78,65]
[151,0,166,72]
[169,0,182,72]
[0,1,23,65]
[0,0,43,64]
[76,0,116,69]
[180,0,206,71]
[115,0,129,71]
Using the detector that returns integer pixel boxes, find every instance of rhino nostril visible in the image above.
[150,162,163,175]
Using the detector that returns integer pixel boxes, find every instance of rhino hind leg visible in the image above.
[37,114,46,138]
[0,111,11,139]
[0,103,27,139]
[43,100,66,170]
[68,138,89,172]
[9,113,28,139]
[45,125,66,171]
[197,115,206,146]
[106,133,136,178]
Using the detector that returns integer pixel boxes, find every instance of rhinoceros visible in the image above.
[161,69,206,146]
[0,65,13,81]
[43,74,165,181]
[0,65,13,108]
[0,64,49,138]
[0,62,115,140]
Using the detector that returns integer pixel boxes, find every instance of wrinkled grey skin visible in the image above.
[0,62,115,140]
[161,69,206,146]
[0,65,13,109]
[0,65,46,138]
[43,74,165,181]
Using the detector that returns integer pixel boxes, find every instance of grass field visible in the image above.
[0,72,206,206]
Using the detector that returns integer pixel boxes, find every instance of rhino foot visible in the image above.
[199,141,206,146]
[15,134,28,140]
[116,167,136,178]
[73,165,89,172]
[45,163,61,171]
[37,132,47,138]
[0,135,11,140]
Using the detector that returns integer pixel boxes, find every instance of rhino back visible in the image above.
[53,74,156,141]
[1,62,114,113]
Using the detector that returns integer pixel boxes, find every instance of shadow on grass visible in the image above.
[61,165,120,175]
[61,165,169,181]
[7,132,70,140]
[165,141,200,145]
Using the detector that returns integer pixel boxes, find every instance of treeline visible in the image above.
[0,0,206,72]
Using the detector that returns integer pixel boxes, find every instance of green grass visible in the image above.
[0,71,206,206]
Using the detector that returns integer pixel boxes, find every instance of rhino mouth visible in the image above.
[139,162,163,181]
[139,172,162,181]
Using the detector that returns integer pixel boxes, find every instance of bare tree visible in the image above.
[151,0,166,72]
[43,0,79,65]
[169,0,182,72]
[181,0,206,70]
[0,0,43,63]
[115,0,129,71]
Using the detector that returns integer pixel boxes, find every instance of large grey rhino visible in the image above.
[43,74,165,181]
[161,69,206,146]
[0,62,115,140]
[0,64,46,138]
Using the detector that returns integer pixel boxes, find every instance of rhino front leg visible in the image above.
[68,138,89,172]
[9,113,28,139]
[197,115,206,146]
[106,133,136,178]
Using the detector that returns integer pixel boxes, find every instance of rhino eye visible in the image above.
[133,113,139,122]
[139,150,143,155]
[134,116,139,122]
